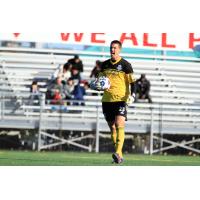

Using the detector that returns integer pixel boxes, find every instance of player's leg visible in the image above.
[102,102,116,150]
[107,121,117,150]
[112,102,127,163]
[115,115,126,159]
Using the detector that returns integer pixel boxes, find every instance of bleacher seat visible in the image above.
[0,47,200,137]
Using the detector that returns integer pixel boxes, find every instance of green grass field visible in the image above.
[0,150,200,166]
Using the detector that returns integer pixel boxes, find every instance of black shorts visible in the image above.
[102,101,127,122]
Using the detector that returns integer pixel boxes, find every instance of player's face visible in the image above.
[110,43,121,60]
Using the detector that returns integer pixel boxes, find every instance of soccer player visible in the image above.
[91,40,135,164]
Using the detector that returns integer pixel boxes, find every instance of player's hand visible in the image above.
[90,79,102,91]
[127,93,135,105]
[95,79,103,91]
[90,79,98,90]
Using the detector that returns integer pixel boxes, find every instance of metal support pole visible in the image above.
[95,105,100,153]
[1,96,4,120]
[150,106,154,155]
[38,94,45,151]
[160,104,164,151]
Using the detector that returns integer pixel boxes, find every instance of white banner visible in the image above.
[1,33,200,50]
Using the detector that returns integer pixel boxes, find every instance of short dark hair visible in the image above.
[63,62,71,70]
[96,60,102,66]
[32,81,38,85]
[74,54,79,59]
[110,40,122,48]
[67,77,73,82]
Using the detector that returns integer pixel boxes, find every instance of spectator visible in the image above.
[90,60,102,78]
[58,62,72,84]
[65,77,75,100]
[46,76,68,105]
[72,81,87,106]
[29,81,40,105]
[30,81,39,93]
[135,74,152,103]
[71,67,81,85]
[68,54,84,73]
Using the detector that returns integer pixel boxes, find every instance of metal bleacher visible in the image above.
[0,47,200,154]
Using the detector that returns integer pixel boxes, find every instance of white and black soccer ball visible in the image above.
[90,76,111,91]
[98,76,111,90]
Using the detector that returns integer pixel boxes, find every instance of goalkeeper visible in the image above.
[90,40,135,164]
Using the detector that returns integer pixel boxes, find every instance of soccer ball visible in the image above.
[98,76,111,90]
[90,76,111,91]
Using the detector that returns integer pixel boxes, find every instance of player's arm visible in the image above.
[130,82,136,95]
[125,61,136,104]
[127,78,136,104]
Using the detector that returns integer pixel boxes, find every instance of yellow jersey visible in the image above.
[99,57,135,102]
